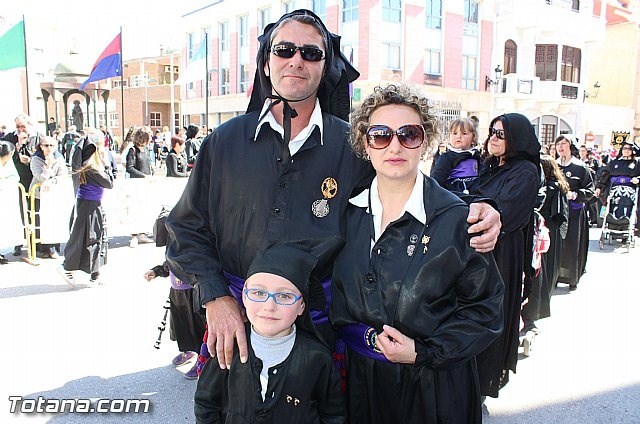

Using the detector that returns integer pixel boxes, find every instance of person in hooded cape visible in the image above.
[59,128,114,286]
[165,9,502,372]
[470,113,541,399]
[194,239,346,424]
[595,140,640,233]
[554,135,594,290]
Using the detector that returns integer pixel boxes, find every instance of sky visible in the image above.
[2,0,184,69]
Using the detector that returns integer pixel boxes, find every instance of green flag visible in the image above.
[0,20,26,71]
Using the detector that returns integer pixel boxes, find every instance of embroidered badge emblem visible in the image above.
[407,245,415,256]
[410,234,418,244]
[364,327,382,353]
[312,177,338,218]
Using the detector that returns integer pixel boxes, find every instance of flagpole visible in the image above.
[119,27,125,148]
[22,15,30,116]
[205,32,209,129]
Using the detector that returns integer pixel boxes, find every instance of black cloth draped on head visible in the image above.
[246,9,360,122]
[500,112,541,170]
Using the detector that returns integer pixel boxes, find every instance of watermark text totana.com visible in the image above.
[8,396,151,414]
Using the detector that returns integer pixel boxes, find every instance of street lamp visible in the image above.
[485,65,503,91]
[583,81,601,102]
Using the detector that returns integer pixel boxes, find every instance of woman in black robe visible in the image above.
[331,84,504,424]
[521,155,569,331]
[470,113,540,399]
[58,129,113,286]
[555,135,594,290]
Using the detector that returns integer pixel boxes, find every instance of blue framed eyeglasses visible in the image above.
[243,288,302,306]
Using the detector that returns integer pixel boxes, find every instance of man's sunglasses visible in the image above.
[488,127,505,140]
[366,124,425,150]
[271,43,325,62]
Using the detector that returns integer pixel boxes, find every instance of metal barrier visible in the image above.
[20,179,75,266]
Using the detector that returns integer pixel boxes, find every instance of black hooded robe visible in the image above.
[557,157,594,288]
[63,141,113,274]
[470,113,540,398]
[330,176,504,424]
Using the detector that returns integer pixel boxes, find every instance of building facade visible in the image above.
[178,0,639,150]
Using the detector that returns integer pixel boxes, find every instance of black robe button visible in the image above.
[274,208,281,214]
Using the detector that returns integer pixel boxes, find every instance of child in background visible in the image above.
[144,262,205,379]
[194,241,345,424]
[430,117,482,194]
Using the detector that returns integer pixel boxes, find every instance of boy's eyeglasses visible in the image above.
[366,124,425,150]
[488,127,505,140]
[271,43,325,62]
[243,288,302,306]
[40,144,55,148]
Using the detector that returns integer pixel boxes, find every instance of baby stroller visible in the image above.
[599,176,638,252]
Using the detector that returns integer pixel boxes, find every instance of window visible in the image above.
[383,43,401,69]
[174,113,180,129]
[343,0,359,22]
[239,64,250,93]
[462,55,477,90]
[188,33,195,60]
[150,112,161,127]
[432,100,461,141]
[220,22,229,53]
[238,15,249,48]
[572,0,580,12]
[109,112,119,129]
[464,0,478,24]
[504,40,517,75]
[220,68,230,95]
[113,80,128,88]
[540,124,556,145]
[283,0,296,13]
[313,0,326,21]
[425,0,442,29]
[129,75,145,87]
[98,113,106,128]
[535,44,557,81]
[424,49,441,75]
[259,8,271,34]
[561,45,581,83]
[382,0,401,23]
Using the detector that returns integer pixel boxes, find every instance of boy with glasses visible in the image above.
[194,241,345,424]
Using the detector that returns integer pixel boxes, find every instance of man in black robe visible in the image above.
[165,9,502,371]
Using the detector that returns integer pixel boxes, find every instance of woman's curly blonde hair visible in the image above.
[349,84,438,159]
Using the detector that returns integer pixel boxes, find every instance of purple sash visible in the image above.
[222,271,330,325]
[339,323,390,362]
[611,175,633,187]
[77,183,104,201]
[570,200,585,210]
[449,158,479,179]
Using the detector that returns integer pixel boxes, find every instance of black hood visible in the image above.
[246,9,359,122]
[500,113,541,167]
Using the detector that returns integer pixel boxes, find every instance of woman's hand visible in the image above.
[567,191,577,201]
[377,325,417,364]
[143,270,156,281]
[594,188,601,198]
[632,177,639,185]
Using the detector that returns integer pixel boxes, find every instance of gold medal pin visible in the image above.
[312,177,337,218]
[422,235,430,253]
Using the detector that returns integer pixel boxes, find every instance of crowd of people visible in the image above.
[2,8,640,423]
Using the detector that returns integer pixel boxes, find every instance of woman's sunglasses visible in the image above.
[271,43,325,62]
[488,127,505,140]
[366,124,425,150]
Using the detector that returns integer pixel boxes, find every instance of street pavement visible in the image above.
[1,174,639,423]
